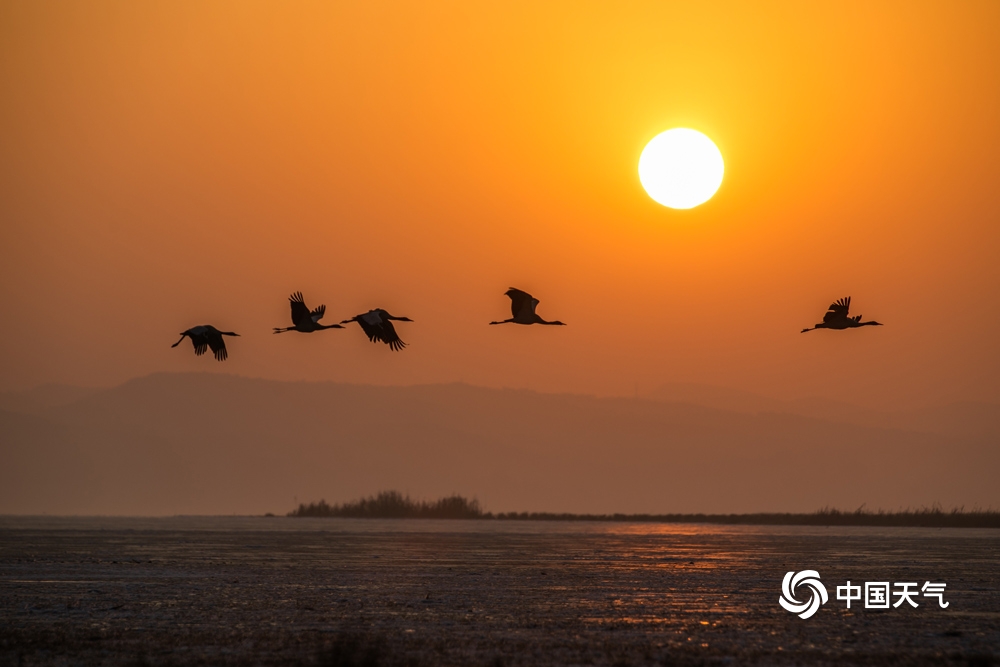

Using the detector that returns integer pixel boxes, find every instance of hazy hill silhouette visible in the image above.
[0,383,99,415]
[1,373,996,516]
[649,382,1000,439]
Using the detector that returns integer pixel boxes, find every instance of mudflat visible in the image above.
[1,517,997,666]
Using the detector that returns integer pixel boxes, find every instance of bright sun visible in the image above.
[638,128,724,209]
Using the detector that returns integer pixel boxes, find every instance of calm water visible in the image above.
[1,517,997,665]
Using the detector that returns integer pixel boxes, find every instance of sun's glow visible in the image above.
[638,129,724,209]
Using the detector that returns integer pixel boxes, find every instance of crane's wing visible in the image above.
[311,304,326,322]
[380,319,407,351]
[822,296,851,324]
[506,288,535,318]
[205,330,228,361]
[356,311,386,343]
[355,310,406,350]
[289,292,311,326]
[189,332,209,356]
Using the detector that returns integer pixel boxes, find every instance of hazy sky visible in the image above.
[2,1,999,409]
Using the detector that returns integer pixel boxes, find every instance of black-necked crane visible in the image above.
[273,292,343,334]
[340,309,413,351]
[801,296,883,333]
[171,325,239,361]
[489,288,566,326]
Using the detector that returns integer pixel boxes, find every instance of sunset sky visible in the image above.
[2,1,998,410]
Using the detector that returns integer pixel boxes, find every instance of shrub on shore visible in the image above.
[492,505,1000,528]
[288,491,484,519]
[288,494,999,527]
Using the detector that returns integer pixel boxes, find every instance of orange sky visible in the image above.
[2,1,999,409]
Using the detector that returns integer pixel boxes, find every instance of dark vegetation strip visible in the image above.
[289,491,485,519]
[287,491,1000,527]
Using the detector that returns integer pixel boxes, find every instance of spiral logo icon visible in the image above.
[779,570,829,619]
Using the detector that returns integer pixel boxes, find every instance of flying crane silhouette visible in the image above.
[490,288,566,326]
[171,325,239,361]
[340,309,413,351]
[801,296,883,333]
[273,292,343,334]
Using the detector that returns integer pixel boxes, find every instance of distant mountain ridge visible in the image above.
[0,383,100,415]
[1,373,996,516]
[649,382,1000,439]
